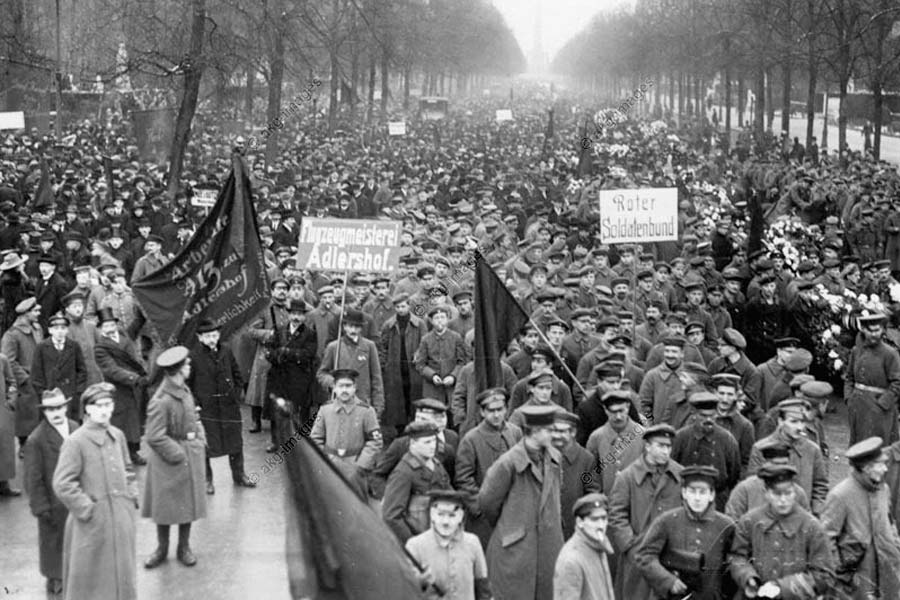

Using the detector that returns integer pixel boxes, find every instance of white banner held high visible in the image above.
[388,121,407,136]
[598,188,678,244]
[296,218,402,272]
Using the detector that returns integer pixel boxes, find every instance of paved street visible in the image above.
[0,406,290,600]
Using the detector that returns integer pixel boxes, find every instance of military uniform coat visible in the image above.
[24,418,79,579]
[67,317,103,386]
[585,420,645,493]
[747,428,829,514]
[141,378,207,525]
[31,338,87,423]
[724,475,809,521]
[635,505,736,600]
[672,423,742,511]
[188,341,245,457]
[455,420,522,546]
[318,335,384,416]
[639,363,688,425]
[844,339,900,445]
[478,441,564,600]
[94,332,146,444]
[0,353,16,480]
[382,452,452,542]
[452,361,518,436]
[1,316,42,437]
[820,471,900,599]
[559,442,602,539]
[52,421,138,600]
[608,457,684,600]
[729,504,836,598]
[309,397,382,471]
[552,529,616,600]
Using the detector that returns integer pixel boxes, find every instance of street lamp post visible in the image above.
[55,0,62,138]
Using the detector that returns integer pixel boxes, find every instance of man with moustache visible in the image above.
[318,309,384,417]
[245,277,291,433]
[551,410,601,539]
[553,493,616,600]
[639,336,690,427]
[24,389,78,595]
[710,373,755,474]
[585,390,645,494]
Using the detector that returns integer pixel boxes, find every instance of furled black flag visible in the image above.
[474,252,529,389]
[31,157,54,209]
[282,426,427,599]
[102,155,116,211]
[132,153,269,346]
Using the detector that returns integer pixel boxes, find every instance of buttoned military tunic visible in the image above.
[672,422,742,511]
[844,338,900,445]
[318,334,385,415]
[747,427,829,514]
[635,504,735,600]
[406,528,489,600]
[559,441,602,539]
[309,397,381,471]
[638,363,687,425]
[714,410,755,475]
[382,452,452,542]
[729,504,836,597]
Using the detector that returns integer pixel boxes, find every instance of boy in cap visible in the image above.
[382,421,452,543]
[729,463,835,599]
[747,398,829,514]
[24,389,77,594]
[551,410,601,538]
[845,312,900,445]
[821,437,900,598]
[724,441,810,519]
[413,306,467,409]
[405,489,490,600]
[478,404,563,600]
[635,465,735,599]
[553,493,616,600]
[31,312,87,423]
[52,382,139,599]
[608,423,683,600]
[671,392,742,511]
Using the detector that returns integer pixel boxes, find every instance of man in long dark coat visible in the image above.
[478,404,564,600]
[267,298,318,452]
[188,319,256,494]
[31,312,87,423]
[845,313,900,445]
[2,297,43,454]
[378,293,426,444]
[94,307,148,465]
[24,389,78,595]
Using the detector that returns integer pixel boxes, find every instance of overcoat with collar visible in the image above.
[381,451,452,542]
[378,313,426,427]
[1,315,42,436]
[52,421,138,600]
[0,352,17,480]
[31,337,87,422]
[477,440,564,600]
[24,418,79,579]
[94,331,146,443]
[559,441,602,539]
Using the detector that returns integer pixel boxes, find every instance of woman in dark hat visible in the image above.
[142,345,207,569]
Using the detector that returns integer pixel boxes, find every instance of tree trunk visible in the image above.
[677,72,684,118]
[754,67,765,142]
[166,0,206,196]
[838,77,848,164]
[725,67,732,148]
[669,72,675,117]
[380,49,389,123]
[366,52,376,124]
[873,82,883,160]
[245,66,254,118]
[766,68,774,130]
[328,47,339,131]
[264,12,285,167]
[737,77,745,127]
[349,43,359,120]
[403,67,411,109]
[781,59,791,134]
[805,42,816,149]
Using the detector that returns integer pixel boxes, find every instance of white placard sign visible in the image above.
[388,121,407,136]
[0,112,25,130]
[191,188,219,208]
[495,109,513,122]
[598,188,678,244]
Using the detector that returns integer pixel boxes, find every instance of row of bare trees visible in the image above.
[0,0,524,190]
[552,0,900,162]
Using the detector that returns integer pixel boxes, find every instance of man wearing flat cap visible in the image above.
[707,327,764,414]
[414,305,467,410]
[636,465,735,599]
[478,404,563,600]
[747,398,829,514]
[131,232,166,283]
[821,436,900,599]
[608,423,683,600]
[318,308,384,417]
[2,297,43,457]
[845,312,900,445]
[382,421,452,543]
[31,313,87,424]
[553,493,616,600]
[23,389,77,594]
[672,392,742,511]
[730,461,835,599]
[638,336,690,427]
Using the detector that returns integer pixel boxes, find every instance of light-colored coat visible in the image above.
[141,378,207,525]
[1,315,42,437]
[478,441,564,600]
[0,353,17,480]
[52,421,138,600]
[553,529,616,600]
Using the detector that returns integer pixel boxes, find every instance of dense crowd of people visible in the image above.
[4,82,900,599]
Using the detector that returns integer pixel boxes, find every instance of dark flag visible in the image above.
[283,431,427,599]
[102,155,116,211]
[31,157,54,209]
[749,185,766,255]
[474,252,529,389]
[546,107,555,140]
[132,153,269,346]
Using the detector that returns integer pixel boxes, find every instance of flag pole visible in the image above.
[330,269,352,403]
[528,316,590,401]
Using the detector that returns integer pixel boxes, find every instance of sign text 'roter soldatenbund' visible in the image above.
[296,218,401,272]
[598,188,679,244]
